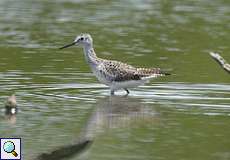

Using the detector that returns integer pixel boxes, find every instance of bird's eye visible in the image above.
[80,37,84,41]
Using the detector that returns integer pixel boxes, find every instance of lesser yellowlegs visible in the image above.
[60,33,170,95]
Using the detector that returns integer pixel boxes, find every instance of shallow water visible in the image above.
[0,0,230,160]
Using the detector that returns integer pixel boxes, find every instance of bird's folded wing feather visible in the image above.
[97,60,163,82]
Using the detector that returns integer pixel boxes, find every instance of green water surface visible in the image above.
[0,0,230,160]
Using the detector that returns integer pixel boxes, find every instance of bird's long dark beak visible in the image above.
[59,42,76,49]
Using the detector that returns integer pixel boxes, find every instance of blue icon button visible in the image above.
[3,141,18,157]
[1,138,21,160]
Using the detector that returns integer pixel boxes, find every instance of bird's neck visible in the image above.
[83,44,99,65]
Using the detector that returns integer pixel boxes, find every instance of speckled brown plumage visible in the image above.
[97,59,168,82]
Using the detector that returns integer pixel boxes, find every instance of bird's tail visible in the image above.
[159,70,171,76]
[137,68,170,80]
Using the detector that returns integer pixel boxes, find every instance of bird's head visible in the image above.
[60,33,93,49]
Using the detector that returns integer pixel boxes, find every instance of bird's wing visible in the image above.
[97,60,168,82]
[97,60,141,82]
[136,67,167,80]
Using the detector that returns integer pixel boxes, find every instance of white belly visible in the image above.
[110,80,146,90]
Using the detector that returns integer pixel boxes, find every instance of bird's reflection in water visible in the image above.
[83,96,159,139]
[0,109,17,125]
[34,96,159,160]
[4,112,17,125]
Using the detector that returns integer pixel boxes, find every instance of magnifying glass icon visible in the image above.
[3,141,18,157]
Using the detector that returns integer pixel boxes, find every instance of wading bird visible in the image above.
[60,33,170,95]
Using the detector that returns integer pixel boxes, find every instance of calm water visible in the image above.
[0,0,230,160]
